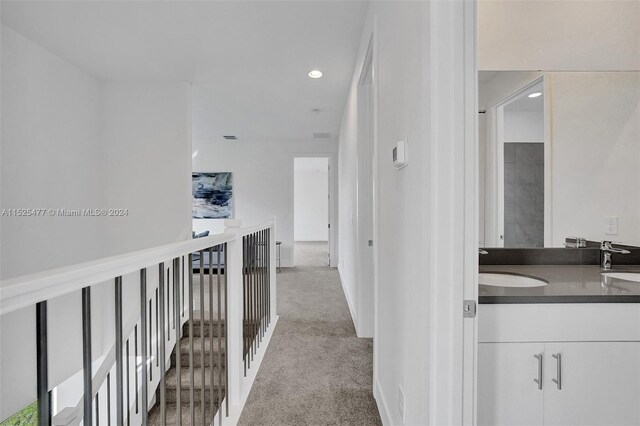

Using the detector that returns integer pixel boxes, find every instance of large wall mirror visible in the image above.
[479,71,640,248]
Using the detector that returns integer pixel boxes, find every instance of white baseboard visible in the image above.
[217,315,280,426]
[374,374,393,426]
[293,239,329,242]
[337,266,358,331]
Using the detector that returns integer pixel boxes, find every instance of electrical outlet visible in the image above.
[605,216,619,235]
[398,386,405,424]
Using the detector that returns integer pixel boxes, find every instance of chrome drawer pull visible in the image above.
[533,353,543,390]
[552,353,562,390]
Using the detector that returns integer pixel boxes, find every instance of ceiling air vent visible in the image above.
[313,133,331,139]
[223,135,237,140]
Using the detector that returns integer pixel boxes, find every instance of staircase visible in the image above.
[148,314,226,425]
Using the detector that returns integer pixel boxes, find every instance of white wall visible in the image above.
[478,0,640,71]
[0,25,105,279]
[294,158,328,241]
[504,110,544,142]
[0,27,193,420]
[0,28,106,418]
[101,81,193,256]
[339,2,441,424]
[550,72,640,246]
[192,138,337,267]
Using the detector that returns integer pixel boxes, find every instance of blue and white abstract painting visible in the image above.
[192,172,233,219]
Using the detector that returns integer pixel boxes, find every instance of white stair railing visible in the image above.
[0,220,277,426]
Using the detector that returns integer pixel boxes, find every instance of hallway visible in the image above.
[238,243,381,425]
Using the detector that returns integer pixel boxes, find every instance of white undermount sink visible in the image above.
[601,272,640,283]
[479,272,548,288]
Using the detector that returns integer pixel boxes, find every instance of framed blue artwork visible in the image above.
[192,172,233,219]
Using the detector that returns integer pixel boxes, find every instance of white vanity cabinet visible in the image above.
[478,304,640,426]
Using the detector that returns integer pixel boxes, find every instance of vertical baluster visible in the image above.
[209,247,215,424]
[95,393,100,426]
[159,263,167,426]
[267,229,270,326]
[115,277,124,426]
[149,298,153,382]
[199,250,206,425]
[82,287,92,426]
[173,257,182,426]
[36,301,51,426]
[182,255,186,318]
[223,243,229,416]
[107,373,111,426]
[167,269,171,341]
[217,244,223,425]
[155,288,159,368]
[188,253,195,425]
[140,269,148,425]
[257,231,263,344]
[249,233,254,360]
[252,232,258,356]
[134,326,138,414]
[260,229,267,337]
[243,235,248,374]
[126,339,130,426]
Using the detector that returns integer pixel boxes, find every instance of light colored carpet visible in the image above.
[237,245,381,425]
[295,241,329,267]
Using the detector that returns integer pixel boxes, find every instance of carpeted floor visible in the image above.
[294,241,330,267]
[237,243,381,426]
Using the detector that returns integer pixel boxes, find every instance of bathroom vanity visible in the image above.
[477,265,640,426]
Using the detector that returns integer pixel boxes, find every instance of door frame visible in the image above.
[291,153,337,267]
[355,35,376,339]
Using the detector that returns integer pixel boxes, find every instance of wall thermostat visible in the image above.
[393,140,408,169]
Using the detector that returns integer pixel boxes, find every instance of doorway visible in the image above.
[293,157,330,267]
[487,77,547,247]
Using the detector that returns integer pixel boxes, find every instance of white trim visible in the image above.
[0,231,239,314]
[337,266,358,328]
[374,374,392,426]
[355,34,376,339]
[293,238,329,242]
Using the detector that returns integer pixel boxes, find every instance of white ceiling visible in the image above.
[505,82,544,112]
[1,1,369,142]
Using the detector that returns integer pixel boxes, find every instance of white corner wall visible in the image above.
[479,0,640,71]
[101,81,193,256]
[1,25,105,279]
[294,160,329,241]
[191,138,337,267]
[1,26,193,420]
[339,2,437,424]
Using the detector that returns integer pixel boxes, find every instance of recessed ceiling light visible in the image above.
[528,92,542,98]
[308,70,323,79]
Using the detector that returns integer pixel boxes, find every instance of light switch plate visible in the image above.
[605,216,619,235]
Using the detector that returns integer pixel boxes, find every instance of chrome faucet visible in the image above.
[600,241,630,270]
[479,248,488,255]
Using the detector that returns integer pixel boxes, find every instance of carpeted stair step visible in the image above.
[147,401,219,426]
[171,336,226,368]
[182,317,226,338]
[162,366,226,404]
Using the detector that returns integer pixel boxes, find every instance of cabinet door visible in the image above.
[544,342,640,426]
[478,343,544,426]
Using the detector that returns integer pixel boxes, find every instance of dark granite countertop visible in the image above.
[479,265,640,304]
